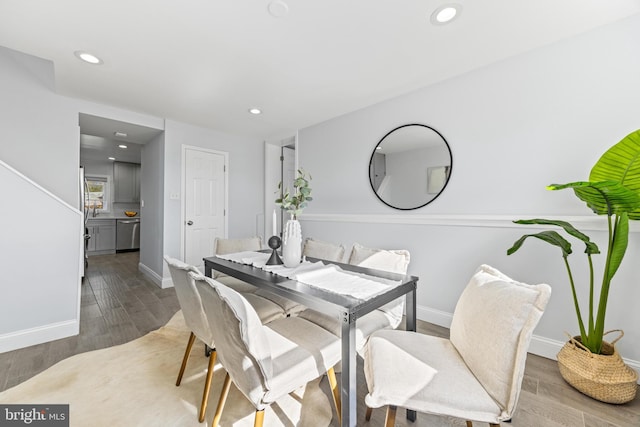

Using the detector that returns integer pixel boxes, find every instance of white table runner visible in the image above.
[215,251,400,300]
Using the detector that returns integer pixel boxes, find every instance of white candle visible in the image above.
[272,209,277,236]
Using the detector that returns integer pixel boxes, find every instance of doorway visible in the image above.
[264,135,297,238]
[79,113,164,271]
[182,146,228,272]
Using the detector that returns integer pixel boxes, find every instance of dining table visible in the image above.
[203,252,418,427]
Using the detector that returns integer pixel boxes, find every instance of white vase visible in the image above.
[282,219,302,268]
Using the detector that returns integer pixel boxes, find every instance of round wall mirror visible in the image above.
[369,124,452,210]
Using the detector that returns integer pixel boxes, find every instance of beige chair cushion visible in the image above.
[253,289,307,316]
[192,273,341,411]
[449,264,551,415]
[213,236,262,285]
[214,236,262,255]
[216,275,259,293]
[192,273,273,408]
[302,238,346,263]
[348,242,410,325]
[298,309,397,352]
[364,331,503,423]
[299,243,411,351]
[263,317,342,405]
[348,242,410,274]
[242,292,288,324]
[163,256,214,346]
[364,265,551,423]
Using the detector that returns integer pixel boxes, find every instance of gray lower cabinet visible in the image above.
[87,219,116,255]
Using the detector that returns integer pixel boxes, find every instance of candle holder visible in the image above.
[266,235,284,265]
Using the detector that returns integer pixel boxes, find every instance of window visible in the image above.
[85,176,111,213]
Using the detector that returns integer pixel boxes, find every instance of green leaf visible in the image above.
[274,168,312,216]
[513,218,599,255]
[548,181,640,216]
[608,212,629,281]
[590,129,640,219]
[507,230,573,258]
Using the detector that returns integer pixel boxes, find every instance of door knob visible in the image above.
[187,220,193,226]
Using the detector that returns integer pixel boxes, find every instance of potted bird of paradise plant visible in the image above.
[507,129,640,404]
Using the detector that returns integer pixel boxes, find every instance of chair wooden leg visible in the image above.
[365,406,373,421]
[466,422,473,427]
[384,406,397,427]
[212,373,232,427]
[254,410,265,427]
[489,424,499,427]
[176,332,196,386]
[327,367,341,424]
[198,350,217,422]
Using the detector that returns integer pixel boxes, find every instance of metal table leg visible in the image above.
[340,313,357,427]
[406,285,417,422]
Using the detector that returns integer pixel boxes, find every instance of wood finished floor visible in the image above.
[1,252,638,426]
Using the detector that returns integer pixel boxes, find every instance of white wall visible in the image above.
[298,14,640,366]
[0,47,82,352]
[161,120,264,280]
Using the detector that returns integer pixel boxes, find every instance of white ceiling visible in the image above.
[1,1,639,140]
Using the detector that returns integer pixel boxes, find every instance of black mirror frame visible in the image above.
[368,124,453,210]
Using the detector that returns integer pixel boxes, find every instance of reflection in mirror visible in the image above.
[369,124,452,210]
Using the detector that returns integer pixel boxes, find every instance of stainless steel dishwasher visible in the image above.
[116,218,140,252]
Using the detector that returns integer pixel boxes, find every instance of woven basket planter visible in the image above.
[557,330,638,404]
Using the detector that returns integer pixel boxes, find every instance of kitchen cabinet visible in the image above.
[113,161,141,203]
[87,219,116,255]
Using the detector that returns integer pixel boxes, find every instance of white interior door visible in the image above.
[184,147,227,271]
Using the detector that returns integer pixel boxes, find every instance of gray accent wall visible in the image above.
[140,132,165,278]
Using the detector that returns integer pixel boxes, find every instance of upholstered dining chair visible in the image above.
[213,236,263,293]
[164,256,217,422]
[298,243,411,352]
[255,237,348,317]
[302,237,346,263]
[213,236,304,316]
[363,264,551,427]
[190,272,343,427]
[164,256,286,422]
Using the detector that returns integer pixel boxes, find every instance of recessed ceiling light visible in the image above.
[249,108,262,115]
[74,50,103,65]
[430,4,461,25]
[114,131,128,138]
[108,157,116,161]
[118,144,128,149]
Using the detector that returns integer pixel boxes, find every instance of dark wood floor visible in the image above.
[0,252,180,392]
[1,252,638,426]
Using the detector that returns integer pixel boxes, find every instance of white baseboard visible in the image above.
[417,305,453,328]
[138,262,173,289]
[0,319,78,354]
[416,304,639,383]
